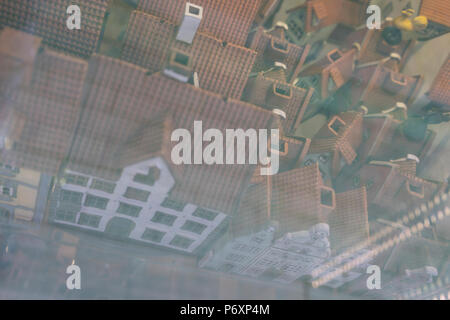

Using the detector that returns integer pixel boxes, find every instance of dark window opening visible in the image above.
[84,194,108,210]
[0,207,10,223]
[161,197,186,211]
[272,40,288,51]
[78,212,101,228]
[133,166,160,186]
[320,189,333,206]
[124,187,150,202]
[181,220,207,234]
[329,50,342,62]
[275,86,291,96]
[174,52,189,66]
[117,202,141,217]
[192,207,219,221]
[151,211,177,226]
[409,183,423,194]
[188,5,200,15]
[142,228,165,242]
[330,118,344,134]
[170,235,194,249]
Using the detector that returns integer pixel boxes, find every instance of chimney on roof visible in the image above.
[264,61,288,82]
[266,82,292,112]
[269,21,288,40]
[176,2,203,44]
[163,49,193,83]
[266,24,289,62]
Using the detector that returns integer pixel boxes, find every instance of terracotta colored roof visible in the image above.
[248,26,309,82]
[271,163,335,234]
[67,55,274,214]
[117,115,174,169]
[237,163,337,237]
[242,71,312,135]
[137,0,262,46]
[232,178,271,237]
[0,0,108,57]
[329,187,369,252]
[428,55,450,107]
[0,49,88,174]
[299,48,357,99]
[121,11,256,99]
[0,28,42,95]
[358,115,399,162]
[353,61,423,113]
[310,111,363,166]
[358,26,415,69]
[254,0,281,25]
[420,0,450,28]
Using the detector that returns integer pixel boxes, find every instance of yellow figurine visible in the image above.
[394,9,428,32]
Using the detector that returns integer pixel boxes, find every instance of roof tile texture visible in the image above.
[137,0,262,46]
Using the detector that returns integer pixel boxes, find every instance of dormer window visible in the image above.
[327,49,342,63]
[320,187,334,207]
[267,38,289,61]
[328,116,346,136]
[164,49,193,82]
[274,84,291,97]
[407,181,424,198]
[272,39,288,52]
[270,137,288,156]
[174,52,189,66]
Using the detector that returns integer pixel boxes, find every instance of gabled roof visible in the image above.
[248,25,310,82]
[309,111,364,172]
[299,48,357,99]
[351,59,423,113]
[427,55,450,107]
[232,178,271,237]
[419,0,450,28]
[121,11,257,99]
[242,67,313,135]
[271,163,335,234]
[0,28,42,95]
[329,187,369,252]
[235,163,336,237]
[357,25,416,69]
[137,0,262,46]
[67,55,274,214]
[0,48,87,175]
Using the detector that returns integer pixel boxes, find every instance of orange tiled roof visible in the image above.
[233,179,271,237]
[329,187,369,252]
[420,0,450,28]
[428,55,450,107]
[137,0,262,46]
[0,0,108,57]
[300,48,357,99]
[242,71,312,135]
[0,28,42,95]
[67,55,274,214]
[352,61,423,113]
[310,111,363,165]
[0,49,88,175]
[271,163,334,234]
[248,26,309,82]
[121,11,257,99]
